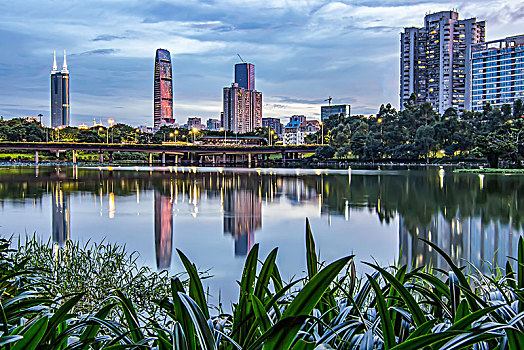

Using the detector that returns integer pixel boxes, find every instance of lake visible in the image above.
[0,165,522,308]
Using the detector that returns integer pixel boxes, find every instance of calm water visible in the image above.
[0,165,522,307]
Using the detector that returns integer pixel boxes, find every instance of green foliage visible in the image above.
[3,224,524,348]
[320,99,524,166]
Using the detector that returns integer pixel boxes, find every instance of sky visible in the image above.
[0,0,523,127]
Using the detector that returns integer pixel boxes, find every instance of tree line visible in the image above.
[311,95,524,167]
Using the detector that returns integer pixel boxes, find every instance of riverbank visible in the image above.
[454,168,524,174]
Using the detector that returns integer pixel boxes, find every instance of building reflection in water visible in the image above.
[400,213,518,274]
[52,183,70,245]
[223,175,262,256]
[154,190,174,270]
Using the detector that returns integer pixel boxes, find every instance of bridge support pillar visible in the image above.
[282,151,286,165]
[35,151,39,164]
[199,155,203,166]
[162,152,166,165]
[56,151,60,159]
[222,153,226,164]
[174,155,179,165]
[254,154,258,166]
[99,151,103,163]
[149,153,153,165]
[108,152,113,163]
[72,150,77,164]
[248,154,252,167]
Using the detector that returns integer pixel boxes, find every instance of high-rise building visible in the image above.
[235,63,255,90]
[262,117,283,135]
[471,35,524,111]
[400,11,485,113]
[206,118,221,131]
[320,105,350,120]
[50,50,70,128]
[290,115,307,123]
[154,49,174,129]
[187,117,203,130]
[222,83,262,133]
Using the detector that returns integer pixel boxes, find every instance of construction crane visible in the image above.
[237,54,246,63]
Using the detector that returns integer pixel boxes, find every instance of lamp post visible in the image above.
[220,127,226,144]
[174,129,179,143]
[192,127,198,143]
[270,129,274,146]
[319,121,324,145]
[169,132,174,142]
[108,118,115,143]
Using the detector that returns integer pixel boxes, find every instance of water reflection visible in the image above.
[52,183,70,245]
[0,166,522,276]
[154,191,173,270]
[223,184,262,256]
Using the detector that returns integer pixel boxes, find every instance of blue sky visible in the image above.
[0,0,523,126]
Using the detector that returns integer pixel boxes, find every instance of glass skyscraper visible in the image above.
[154,49,174,129]
[471,35,524,111]
[50,50,70,128]
[235,63,255,90]
[321,104,350,120]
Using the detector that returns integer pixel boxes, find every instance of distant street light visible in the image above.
[319,121,324,145]
[270,129,274,146]
[192,127,198,143]
[220,127,226,144]
[175,129,179,143]
[108,118,115,143]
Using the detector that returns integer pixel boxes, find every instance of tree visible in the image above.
[414,125,436,163]
[314,145,336,160]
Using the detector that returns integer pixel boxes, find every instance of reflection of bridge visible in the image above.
[0,142,317,165]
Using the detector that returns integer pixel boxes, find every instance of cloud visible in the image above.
[75,49,120,56]
[0,0,522,124]
[92,34,128,42]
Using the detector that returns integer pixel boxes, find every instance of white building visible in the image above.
[283,120,320,145]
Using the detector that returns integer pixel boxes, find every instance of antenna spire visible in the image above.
[51,50,58,73]
[61,50,69,73]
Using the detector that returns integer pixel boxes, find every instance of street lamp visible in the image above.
[174,129,179,143]
[319,121,324,145]
[108,118,115,143]
[169,132,174,142]
[192,127,198,143]
[270,129,274,146]
[220,127,226,144]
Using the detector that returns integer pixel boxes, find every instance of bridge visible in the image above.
[0,142,319,165]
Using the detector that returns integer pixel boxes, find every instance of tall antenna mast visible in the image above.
[237,54,246,63]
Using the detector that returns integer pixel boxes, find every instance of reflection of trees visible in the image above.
[1,167,522,234]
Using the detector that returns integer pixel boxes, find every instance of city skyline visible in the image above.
[0,1,523,125]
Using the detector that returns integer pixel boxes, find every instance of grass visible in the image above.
[2,220,524,349]
[455,168,524,174]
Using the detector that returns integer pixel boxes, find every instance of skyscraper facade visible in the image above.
[471,35,524,111]
[223,84,262,133]
[320,104,350,120]
[262,117,283,135]
[400,11,485,113]
[154,49,174,129]
[50,51,70,128]
[235,63,255,90]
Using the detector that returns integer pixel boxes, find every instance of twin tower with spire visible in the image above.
[50,50,70,128]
